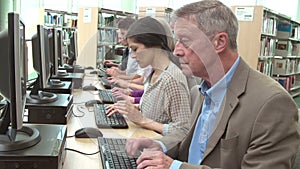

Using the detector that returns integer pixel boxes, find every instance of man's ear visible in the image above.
[212,32,228,53]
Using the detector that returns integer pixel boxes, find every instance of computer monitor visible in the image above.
[68,31,78,66]
[57,30,65,67]
[48,28,67,80]
[0,12,40,151]
[48,28,59,76]
[27,25,58,104]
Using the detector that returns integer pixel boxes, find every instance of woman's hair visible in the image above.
[126,16,170,52]
[155,18,175,52]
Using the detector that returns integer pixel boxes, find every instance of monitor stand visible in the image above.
[58,65,84,73]
[0,124,67,169]
[51,73,84,89]
[25,91,73,124]
[44,80,72,94]
[0,126,41,152]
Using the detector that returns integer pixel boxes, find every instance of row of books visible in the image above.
[98,29,118,44]
[262,16,277,35]
[259,38,300,57]
[275,40,300,56]
[273,75,296,91]
[257,59,273,76]
[277,21,300,40]
[44,12,77,28]
[273,58,300,75]
[259,37,276,56]
[97,46,114,61]
[98,15,115,27]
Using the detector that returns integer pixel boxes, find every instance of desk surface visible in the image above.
[62,71,161,169]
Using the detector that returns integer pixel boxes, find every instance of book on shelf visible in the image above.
[273,75,295,91]
[98,29,117,44]
[277,22,292,39]
[275,40,293,56]
[259,37,276,56]
[291,25,300,39]
[292,43,300,56]
[273,58,290,75]
[262,16,277,35]
[44,12,64,26]
[257,59,273,76]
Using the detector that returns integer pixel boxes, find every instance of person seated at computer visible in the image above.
[104,17,137,74]
[106,16,191,136]
[108,17,181,91]
[111,87,143,104]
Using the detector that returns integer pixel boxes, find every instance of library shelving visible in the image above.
[44,9,78,29]
[232,6,300,97]
[97,8,137,68]
[44,9,78,58]
[138,6,173,24]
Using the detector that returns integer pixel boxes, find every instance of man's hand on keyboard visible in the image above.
[137,149,174,169]
[125,138,163,158]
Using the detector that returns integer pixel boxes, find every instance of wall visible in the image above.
[256,0,299,21]
[137,0,300,22]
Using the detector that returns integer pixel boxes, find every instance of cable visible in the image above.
[64,148,100,155]
[66,135,75,138]
[72,102,86,105]
[72,105,86,117]
[88,91,99,95]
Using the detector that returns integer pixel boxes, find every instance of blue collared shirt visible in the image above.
[170,56,240,168]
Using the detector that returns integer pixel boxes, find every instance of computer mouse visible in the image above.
[82,85,98,91]
[75,127,103,138]
[85,66,94,70]
[89,70,99,74]
[85,99,101,107]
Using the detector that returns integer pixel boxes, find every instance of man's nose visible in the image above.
[173,41,184,57]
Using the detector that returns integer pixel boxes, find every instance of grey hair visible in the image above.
[174,0,238,50]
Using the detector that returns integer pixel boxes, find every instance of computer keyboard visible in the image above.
[98,71,107,77]
[94,104,128,128]
[98,137,137,169]
[101,77,112,89]
[98,89,116,104]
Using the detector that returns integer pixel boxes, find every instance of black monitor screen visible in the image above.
[28,25,57,104]
[68,31,78,65]
[0,13,26,132]
[57,30,64,67]
[48,28,59,76]
[31,25,51,89]
[0,13,40,152]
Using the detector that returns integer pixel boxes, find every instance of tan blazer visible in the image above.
[159,59,300,169]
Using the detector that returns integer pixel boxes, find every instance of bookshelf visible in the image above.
[44,9,78,58]
[97,8,137,68]
[232,6,300,97]
[138,6,173,24]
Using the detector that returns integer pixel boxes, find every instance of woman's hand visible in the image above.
[107,100,145,123]
[111,87,134,103]
[106,67,119,76]
[112,87,131,96]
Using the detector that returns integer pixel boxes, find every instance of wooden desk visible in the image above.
[62,71,161,169]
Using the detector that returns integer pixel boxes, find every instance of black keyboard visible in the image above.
[101,77,112,89]
[98,71,107,77]
[98,89,116,104]
[98,137,137,169]
[94,104,128,128]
